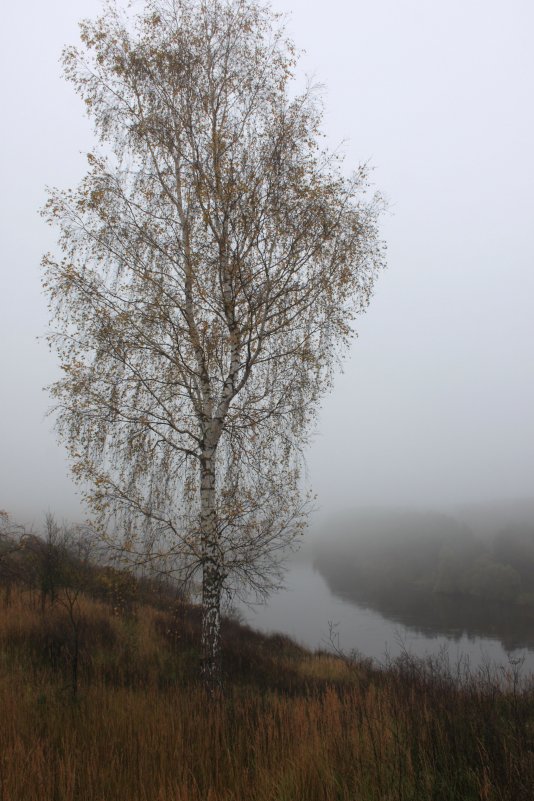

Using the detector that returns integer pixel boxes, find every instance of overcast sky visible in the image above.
[1,0,533,527]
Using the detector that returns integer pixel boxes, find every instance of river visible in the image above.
[237,560,534,676]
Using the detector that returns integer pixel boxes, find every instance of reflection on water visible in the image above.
[237,562,534,675]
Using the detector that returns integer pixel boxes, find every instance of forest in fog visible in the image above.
[313,500,534,607]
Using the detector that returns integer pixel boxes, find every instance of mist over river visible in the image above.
[237,560,534,676]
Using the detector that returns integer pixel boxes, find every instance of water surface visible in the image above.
[237,561,534,675]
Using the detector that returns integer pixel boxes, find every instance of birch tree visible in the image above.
[43,0,384,690]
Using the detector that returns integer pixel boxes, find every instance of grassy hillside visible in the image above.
[0,521,533,800]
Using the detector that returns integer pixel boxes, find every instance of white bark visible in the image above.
[199,445,224,690]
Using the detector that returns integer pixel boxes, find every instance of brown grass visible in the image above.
[0,583,533,800]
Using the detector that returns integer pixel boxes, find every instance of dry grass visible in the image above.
[0,584,533,800]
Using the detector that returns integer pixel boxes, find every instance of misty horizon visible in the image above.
[1,0,533,527]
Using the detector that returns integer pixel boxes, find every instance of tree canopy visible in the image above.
[43,0,384,687]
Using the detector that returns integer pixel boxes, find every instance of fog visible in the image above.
[1,0,533,528]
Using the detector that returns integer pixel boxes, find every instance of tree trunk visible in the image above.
[71,627,79,700]
[201,559,222,692]
[200,449,223,693]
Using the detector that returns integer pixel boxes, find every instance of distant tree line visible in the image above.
[314,515,534,607]
[435,525,534,604]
